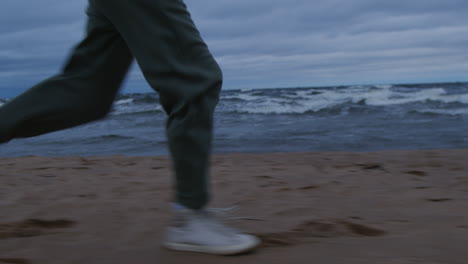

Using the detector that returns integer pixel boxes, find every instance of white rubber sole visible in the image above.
[163,237,261,255]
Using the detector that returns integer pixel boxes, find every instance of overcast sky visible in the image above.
[1,0,468,97]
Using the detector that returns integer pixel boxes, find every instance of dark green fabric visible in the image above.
[0,0,222,209]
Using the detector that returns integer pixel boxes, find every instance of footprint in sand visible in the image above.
[0,219,76,239]
[413,186,431,189]
[0,258,31,264]
[425,198,453,202]
[297,185,320,190]
[406,170,428,177]
[255,175,273,180]
[254,219,386,247]
[356,163,384,170]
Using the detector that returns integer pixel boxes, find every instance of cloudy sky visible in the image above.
[1,0,468,97]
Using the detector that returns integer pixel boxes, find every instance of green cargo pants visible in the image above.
[0,0,223,210]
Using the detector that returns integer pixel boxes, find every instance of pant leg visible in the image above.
[0,5,133,143]
[92,0,223,209]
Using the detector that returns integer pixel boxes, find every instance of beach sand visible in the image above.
[1,149,467,264]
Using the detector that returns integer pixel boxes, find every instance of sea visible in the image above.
[1,82,467,157]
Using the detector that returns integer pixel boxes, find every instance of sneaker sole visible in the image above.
[163,237,261,255]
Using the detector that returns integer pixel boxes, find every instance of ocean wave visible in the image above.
[112,94,162,116]
[106,84,468,116]
[0,98,8,107]
[414,108,468,116]
[363,87,447,106]
[117,93,159,104]
[221,93,260,102]
[114,98,134,105]
[432,93,468,104]
[217,85,468,114]
[219,87,366,114]
[111,107,164,116]
[223,98,351,115]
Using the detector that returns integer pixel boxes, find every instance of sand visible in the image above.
[1,149,467,264]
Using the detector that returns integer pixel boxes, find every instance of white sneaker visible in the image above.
[163,206,261,255]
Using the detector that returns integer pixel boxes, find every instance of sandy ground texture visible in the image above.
[0,149,467,264]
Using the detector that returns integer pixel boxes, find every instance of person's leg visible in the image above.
[91,0,259,254]
[92,0,222,210]
[0,4,133,143]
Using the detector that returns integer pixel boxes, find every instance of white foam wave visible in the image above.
[114,98,134,105]
[364,88,447,106]
[435,93,468,104]
[416,108,468,116]
[112,103,163,115]
[229,95,343,114]
[375,84,393,89]
[222,85,468,114]
[109,86,468,116]
[221,93,261,101]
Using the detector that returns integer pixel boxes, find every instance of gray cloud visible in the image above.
[1,0,467,97]
[187,0,468,87]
